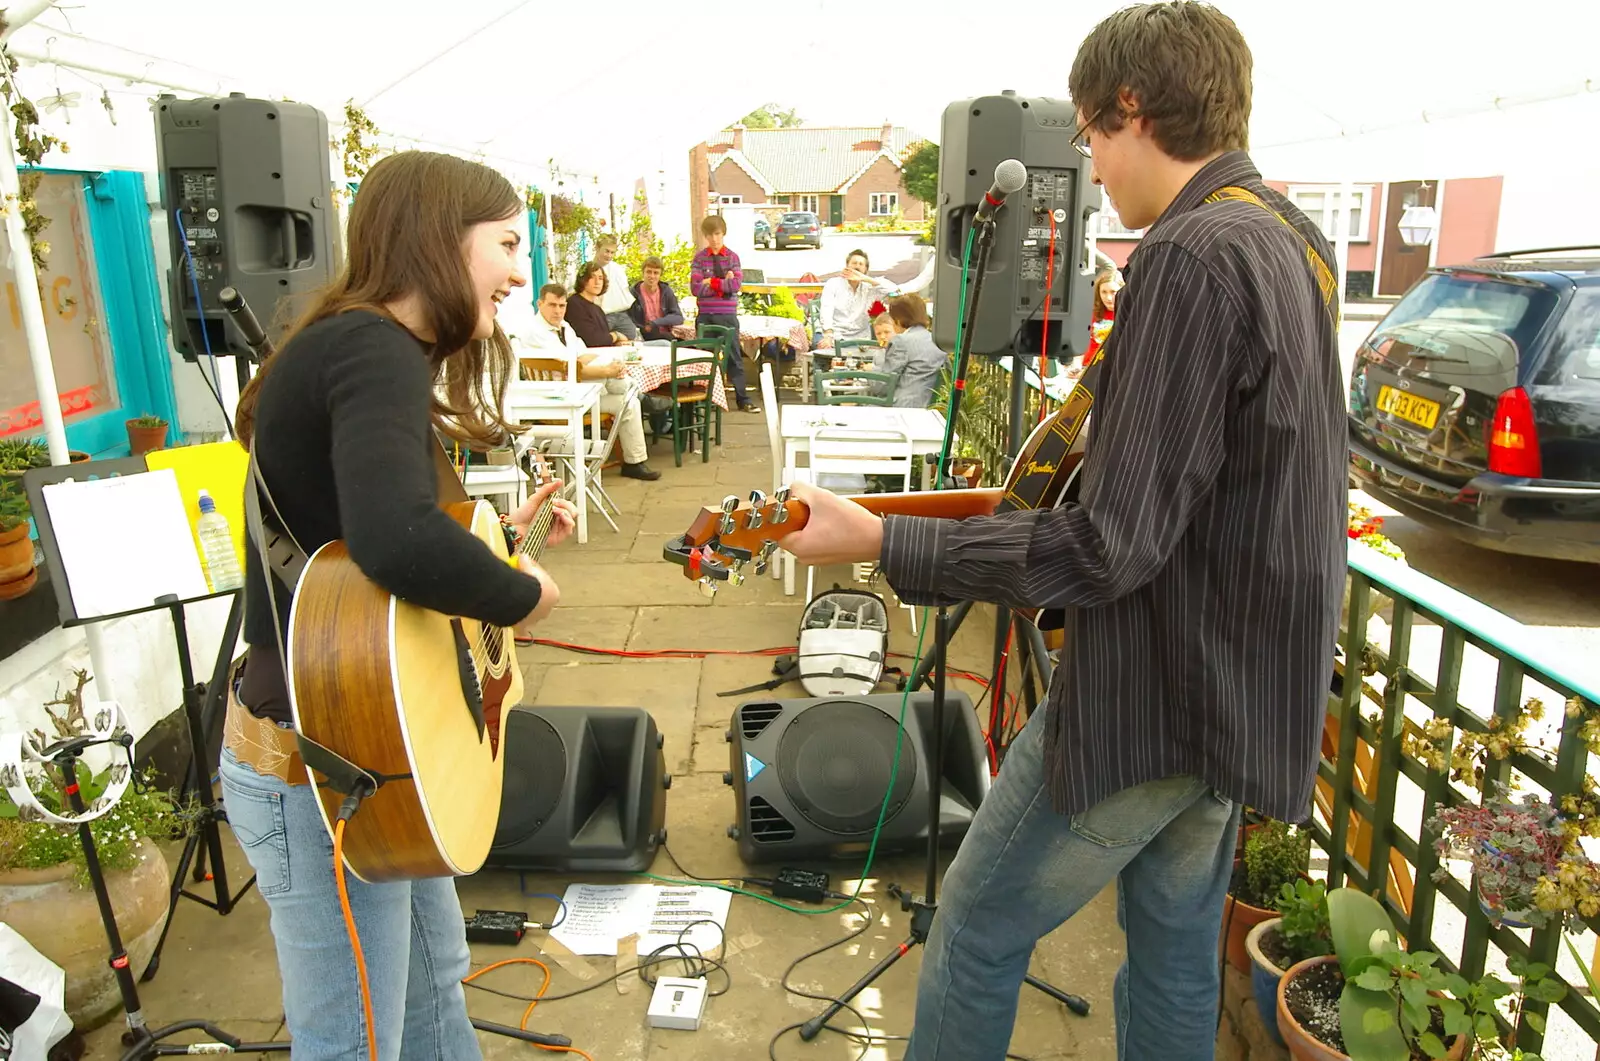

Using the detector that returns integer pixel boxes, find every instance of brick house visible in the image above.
[690,121,930,238]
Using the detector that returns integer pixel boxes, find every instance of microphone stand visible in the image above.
[798,210,1089,1045]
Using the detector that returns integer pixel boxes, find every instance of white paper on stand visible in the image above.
[41,468,209,619]
[548,883,655,956]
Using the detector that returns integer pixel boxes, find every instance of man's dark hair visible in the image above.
[1068,1,1251,160]
[539,283,566,300]
[846,248,870,270]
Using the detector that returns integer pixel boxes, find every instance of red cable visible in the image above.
[1039,212,1058,423]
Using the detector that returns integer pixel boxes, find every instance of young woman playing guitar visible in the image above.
[222,150,576,1060]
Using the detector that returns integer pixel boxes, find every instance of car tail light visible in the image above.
[809,225,818,233]
[1487,386,1542,477]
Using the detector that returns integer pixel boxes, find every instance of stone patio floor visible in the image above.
[85,407,1125,1060]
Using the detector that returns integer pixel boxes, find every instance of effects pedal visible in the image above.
[773,868,830,903]
[464,909,530,945]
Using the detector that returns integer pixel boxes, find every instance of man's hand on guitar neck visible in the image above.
[781,481,884,566]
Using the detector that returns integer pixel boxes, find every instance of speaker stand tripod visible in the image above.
[797,609,1090,1042]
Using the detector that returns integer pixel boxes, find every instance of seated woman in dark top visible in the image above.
[566,260,628,347]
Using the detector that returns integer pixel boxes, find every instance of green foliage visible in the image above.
[0,477,29,531]
[0,437,49,472]
[1275,878,1333,964]
[1,56,69,275]
[526,189,606,284]
[836,212,931,235]
[1239,820,1310,908]
[737,104,802,129]
[340,101,382,182]
[129,412,168,428]
[901,141,939,208]
[766,286,805,322]
[611,190,693,299]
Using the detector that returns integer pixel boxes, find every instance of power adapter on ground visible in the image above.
[647,976,708,1030]
[773,868,830,903]
[464,910,530,944]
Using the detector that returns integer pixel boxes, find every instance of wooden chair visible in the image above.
[667,338,721,466]
[815,370,896,406]
[519,356,570,382]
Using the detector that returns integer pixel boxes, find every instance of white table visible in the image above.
[779,404,947,490]
[504,380,604,544]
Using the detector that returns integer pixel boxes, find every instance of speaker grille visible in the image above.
[747,796,796,844]
[740,702,783,740]
[776,701,917,835]
[490,713,568,850]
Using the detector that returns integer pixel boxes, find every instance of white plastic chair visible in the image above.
[759,365,788,582]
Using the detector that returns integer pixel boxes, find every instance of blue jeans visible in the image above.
[219,748,482,1061]
[907,710,1239,1061]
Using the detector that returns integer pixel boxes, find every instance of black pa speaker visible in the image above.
[154,93,336,362]
[723,693,990,863]
[484,706,669,873]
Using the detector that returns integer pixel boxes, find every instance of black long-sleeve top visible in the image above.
[238,310,542,724]
[565,293,613,348]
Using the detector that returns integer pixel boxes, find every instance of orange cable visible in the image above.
[462,959,595,1060]
[334,819,378,1061]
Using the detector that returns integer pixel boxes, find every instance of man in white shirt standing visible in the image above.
[524,284,660,481]
[594,235,640,341]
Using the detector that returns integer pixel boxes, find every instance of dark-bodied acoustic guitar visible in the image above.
[285,451,558,882]
[663,365,1099,629]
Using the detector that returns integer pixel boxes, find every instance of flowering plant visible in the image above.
[1426,783,1588,929]
[868,299,887,319]
[1348,500,1404,560]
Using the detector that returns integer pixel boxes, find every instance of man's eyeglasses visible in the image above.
[1072,104,1109,159]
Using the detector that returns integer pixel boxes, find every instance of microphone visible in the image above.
[219,286,273,362]
[974,159,1028,224]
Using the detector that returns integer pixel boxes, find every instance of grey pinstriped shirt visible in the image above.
[880,152,1346,822]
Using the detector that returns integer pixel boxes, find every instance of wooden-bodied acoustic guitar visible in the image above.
[663,364,1099,629]
[285,450,557,882]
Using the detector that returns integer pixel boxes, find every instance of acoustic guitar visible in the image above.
[285,452,557,882]
[663,365,1099,628]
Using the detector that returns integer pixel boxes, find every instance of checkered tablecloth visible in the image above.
[626,349,729,410]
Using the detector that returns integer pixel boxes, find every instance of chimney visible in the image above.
[731,123,745,152]
[880,119,893,149]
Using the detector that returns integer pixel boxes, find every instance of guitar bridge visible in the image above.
[450,618,487,741]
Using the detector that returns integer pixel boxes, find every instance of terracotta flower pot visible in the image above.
[0,838,172,1029]
[1222,859,1283,974]
[1276,954,1467,1061]
[0,522,36,598]
[126,419,168,456]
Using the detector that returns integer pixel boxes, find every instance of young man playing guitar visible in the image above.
[782,4,1346,1058]
[224,151,576,1060]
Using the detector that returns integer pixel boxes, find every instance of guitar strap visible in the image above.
[1204,184,1341,330]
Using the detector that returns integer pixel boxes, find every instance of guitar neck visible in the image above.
[845,488,1004,520]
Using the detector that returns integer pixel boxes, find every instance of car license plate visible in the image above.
[1376,385,1440,431]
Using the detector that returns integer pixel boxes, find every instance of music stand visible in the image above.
[22,456,256,985]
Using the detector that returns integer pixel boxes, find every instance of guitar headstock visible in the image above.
[525,448,557,491]
[663,487,810,594]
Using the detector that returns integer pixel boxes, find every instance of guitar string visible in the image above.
[466,474,559,669]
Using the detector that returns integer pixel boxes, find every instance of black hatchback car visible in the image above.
[1347,247,1600,562]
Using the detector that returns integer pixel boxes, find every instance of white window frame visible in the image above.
[869,192,898,216]
[1091,208,1143,239]
[796,194,821,215]
[1286,185,1371,242]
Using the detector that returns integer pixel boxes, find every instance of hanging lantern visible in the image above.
[1398,204,1439,247]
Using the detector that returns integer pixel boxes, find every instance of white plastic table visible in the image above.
[504,380,604,544]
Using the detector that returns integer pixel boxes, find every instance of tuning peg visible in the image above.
[697,578,717,599]
[773,485,791,523]
[719,494,740,535]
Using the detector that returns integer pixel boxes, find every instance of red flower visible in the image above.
[868,299,887,318]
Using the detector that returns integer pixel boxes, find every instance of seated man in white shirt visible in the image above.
[524,283,660,481]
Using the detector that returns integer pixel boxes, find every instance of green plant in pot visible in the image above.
[1248,879,1334,1045]
[1276,887,1564,1060]
[1223,818,1310,974]
[1426,786,1579,930]
[0,477,37,598]
[0,436,88,473]
[125,413,169,456]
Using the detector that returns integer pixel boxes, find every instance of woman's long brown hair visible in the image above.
[235,150,521,449]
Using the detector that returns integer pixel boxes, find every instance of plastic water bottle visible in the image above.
[195,489,243,591]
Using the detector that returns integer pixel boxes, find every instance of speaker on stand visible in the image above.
[721,692,990,863]
[485,706,670,874]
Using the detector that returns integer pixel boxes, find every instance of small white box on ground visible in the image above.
[647,976,707,1030]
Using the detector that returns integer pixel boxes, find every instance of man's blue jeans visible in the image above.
[219,748,483,1060]
[906,710,1239,1061]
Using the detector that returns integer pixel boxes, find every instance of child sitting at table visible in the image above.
[876,294,946,408]
[871,304,895,350]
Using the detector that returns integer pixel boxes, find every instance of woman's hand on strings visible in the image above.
[509,479,578,548]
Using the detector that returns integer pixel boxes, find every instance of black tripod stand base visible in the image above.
[117,1020,287,1059]
[471,1017,573,1047]
[1025,973,1092,1016]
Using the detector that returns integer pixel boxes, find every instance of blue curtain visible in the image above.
[527,192,549,299]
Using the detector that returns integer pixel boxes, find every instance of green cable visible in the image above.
[641,226,982,918]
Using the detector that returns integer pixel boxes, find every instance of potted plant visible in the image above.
[124,413,169,455]
[0,477,37,599]
[1248,878,1333,1045]
[1276,887,1562,1060]
[0,436,89,476]
[0,671,182,1029]
[1223,818,1310,974]
[1426,786,1580,930]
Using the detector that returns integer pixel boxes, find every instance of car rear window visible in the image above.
[1374,272,1558,362]
[1546,286,1600,381]
[782,213,813,223]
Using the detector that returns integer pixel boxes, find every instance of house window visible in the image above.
[869,192,898,216]
[1092,208,1143,239]
[716,194,742,205]
[797,194,820,215]
[1287,186,1370,241]
[0,175,117,438]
